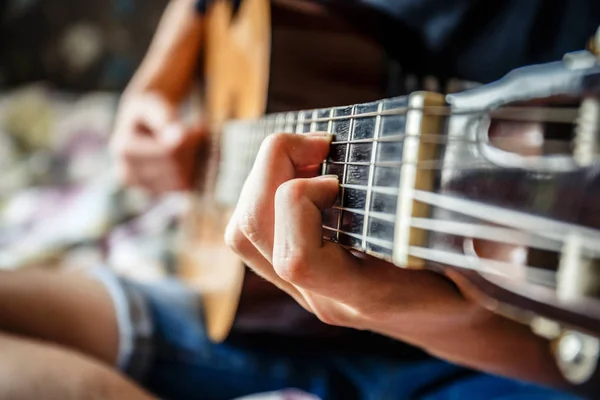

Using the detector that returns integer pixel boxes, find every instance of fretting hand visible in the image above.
[225,131,566,387]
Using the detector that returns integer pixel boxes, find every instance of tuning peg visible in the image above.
[549,86,600,385]
[554,330,600,384]
[586,26,600,58]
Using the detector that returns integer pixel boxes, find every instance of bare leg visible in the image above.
[0,331,156,400]
[0,268,119,365]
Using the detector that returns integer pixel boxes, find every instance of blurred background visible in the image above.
[0,0,184,282]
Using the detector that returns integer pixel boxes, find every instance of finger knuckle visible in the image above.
[313,307,349,327]
[275,179,306,205]
[238,212,263,245]
[273,251,310,284]
[260,133,292,157]
[224,221,248,255]
[315,312,342,327]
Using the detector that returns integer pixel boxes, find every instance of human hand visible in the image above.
[224,132,564,386]
[110,92,204,194]
[223,132,471,337]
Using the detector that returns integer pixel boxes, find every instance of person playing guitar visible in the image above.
[1,0,599,399]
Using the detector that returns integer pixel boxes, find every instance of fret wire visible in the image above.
[275,113,285,133]
[285,112,295,132]
[269,113,276,134]
[326,108,334,135]
[322,108,334,176]
[336,105,357,243]
[295,111,305,134]
[322,225,394,250]
[361,101,383,249]
[292,112,297,134]
[268,114,276,136]
[310,109,318,132]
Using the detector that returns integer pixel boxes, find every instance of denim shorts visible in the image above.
[89,266,580,400]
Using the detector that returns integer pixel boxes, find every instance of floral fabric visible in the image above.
[0,83,185,284]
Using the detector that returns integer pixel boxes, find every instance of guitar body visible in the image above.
[177,0,270,342]
[178,0,395,342]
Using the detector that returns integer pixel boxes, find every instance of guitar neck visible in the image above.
[215,92,447,266]
[211,57,600,339]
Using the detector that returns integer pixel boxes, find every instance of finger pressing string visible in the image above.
[234,133,333,263]
[273,174,366,299]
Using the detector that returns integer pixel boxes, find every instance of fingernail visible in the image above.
[315,174,339,181]
[305,132,334,140]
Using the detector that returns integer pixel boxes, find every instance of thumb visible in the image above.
[156,122,207,149]
[138,93,177,132]
[157,122,186,147]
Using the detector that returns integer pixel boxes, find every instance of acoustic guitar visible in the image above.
[176,0,600,385]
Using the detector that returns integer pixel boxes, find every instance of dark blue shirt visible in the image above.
[196,0,600,83]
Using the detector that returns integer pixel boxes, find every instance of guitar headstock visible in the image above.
[417,31,600,384]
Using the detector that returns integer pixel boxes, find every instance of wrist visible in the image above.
[379,305,570,390]
[123,66,185,106]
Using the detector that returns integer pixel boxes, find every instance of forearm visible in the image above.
[377,306,583,395]
[0,332,156,400]
[125,0,204,103]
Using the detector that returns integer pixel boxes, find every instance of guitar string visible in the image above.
[323,213,599,258]
[227,128,584,250]
[323,187,600,253]
[323,159,538,169]
[236,132,574,147]
[412,189,600,253]
[231,134,574,174]
[320,225,557,288]
[227,105,580,126]
[227,125,581,234]
[220,105,596,290]
[228,156,569,180]
[322,219,593,291]
[329,136,573,147]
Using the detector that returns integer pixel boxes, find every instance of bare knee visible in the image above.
[0,331,155,400]
[0,269,120,366]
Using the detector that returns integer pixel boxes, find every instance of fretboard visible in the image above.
[215,93,446,263]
